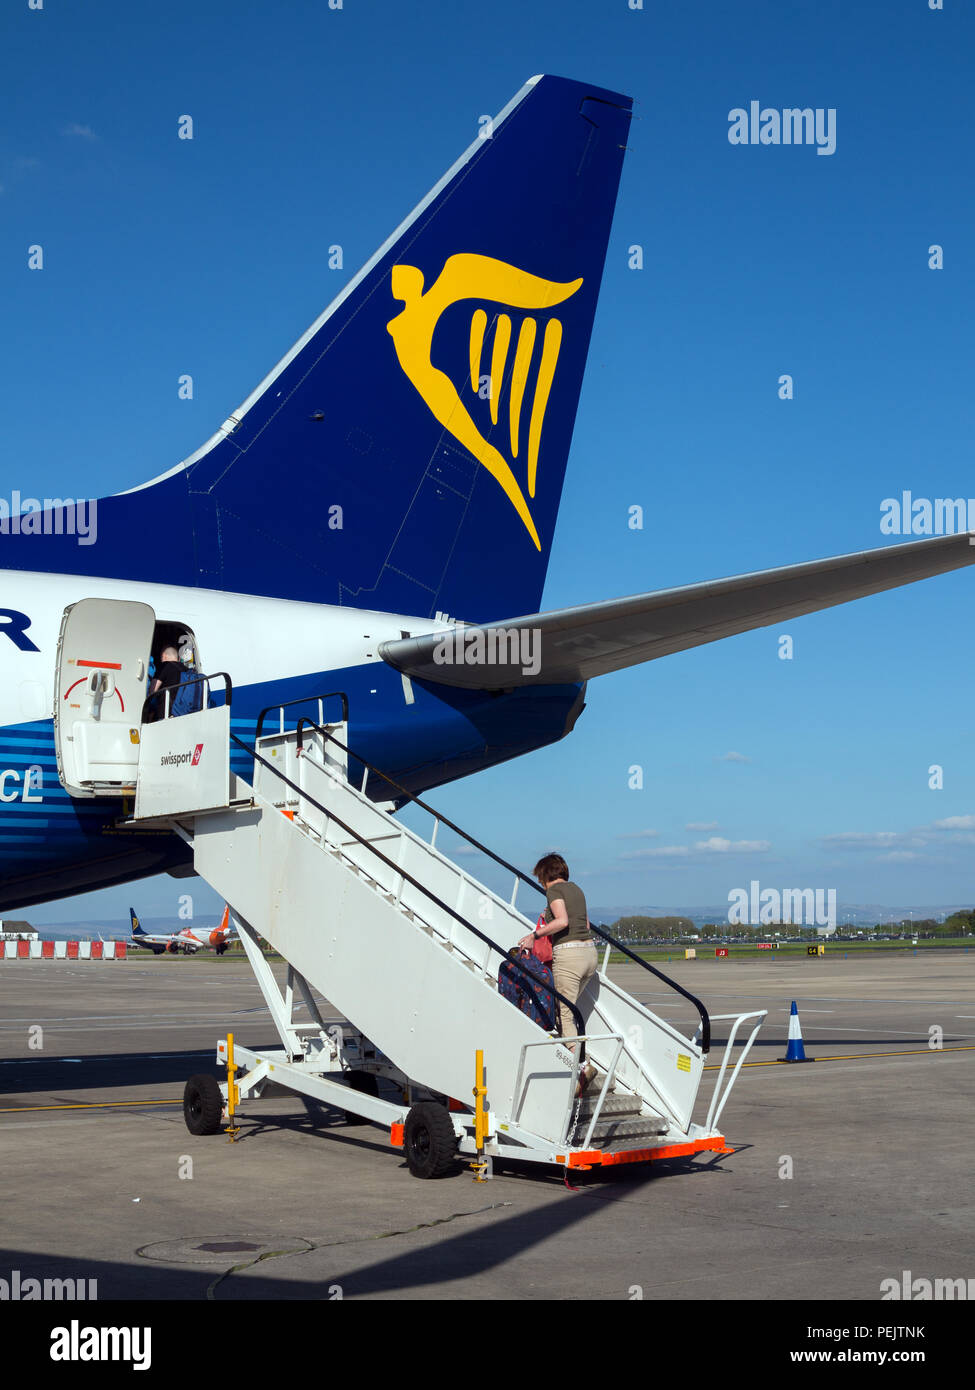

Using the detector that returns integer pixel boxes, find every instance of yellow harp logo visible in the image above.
[387,253,583,550]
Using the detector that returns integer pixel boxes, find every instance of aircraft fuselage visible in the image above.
[0,572,585,910]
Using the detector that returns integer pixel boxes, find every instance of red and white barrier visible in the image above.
[0,939,127,960]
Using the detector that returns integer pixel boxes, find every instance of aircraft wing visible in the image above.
[379,533,975,689]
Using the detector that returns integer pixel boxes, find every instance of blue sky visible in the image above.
[3,0,973,924]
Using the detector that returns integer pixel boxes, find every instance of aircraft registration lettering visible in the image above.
[0,766,44,803]
[387,253,583,551]
[0,608,40,652]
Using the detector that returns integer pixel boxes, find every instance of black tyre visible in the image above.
[183,1074,224,1135]
[343,1070,379,1124]
[404,1101,459,1179]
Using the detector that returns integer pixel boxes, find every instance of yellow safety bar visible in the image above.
[225,1031,241,1142]
[471,1049,489,1181]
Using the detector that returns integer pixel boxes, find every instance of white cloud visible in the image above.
[717,751,750,763]
[819,817,975,868]
[619,845,691,860]
[695,836,770,854]
[686,821,719,831]
[616,828,659,839]
[62,123,97,140]
[821,831,908,850]
[621,837,769,860]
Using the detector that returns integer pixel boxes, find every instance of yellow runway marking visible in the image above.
[0,1099,180,1113]
[704,1043,975,1070]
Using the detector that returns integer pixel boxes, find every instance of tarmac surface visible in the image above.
[1,951,974,1301]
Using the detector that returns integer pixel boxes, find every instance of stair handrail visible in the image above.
[152,669,233,719]
[585,924,710,1054]
[229,731,585,1051]
[255,691,349,741]
[292,719,712,1054]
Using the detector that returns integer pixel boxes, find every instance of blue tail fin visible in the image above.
[1,76,632,623]
[129,908,143,936]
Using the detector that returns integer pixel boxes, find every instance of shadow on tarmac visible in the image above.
[0,1147,722,1300]
[0,1048,273,1098]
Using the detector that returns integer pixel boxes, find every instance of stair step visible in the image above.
[576,1092,642,1119]
[585,1116,670,1143]
[587,1132,686,1157]
[589,1117,664,1139]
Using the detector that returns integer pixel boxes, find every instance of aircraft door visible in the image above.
[54,599,156,797]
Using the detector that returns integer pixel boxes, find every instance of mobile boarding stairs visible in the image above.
[123,685,765,1179]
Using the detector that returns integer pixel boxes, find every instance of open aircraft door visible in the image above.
[54,599,155,798]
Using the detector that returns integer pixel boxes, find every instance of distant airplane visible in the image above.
[128,905,234,956]
[201,904,235,956]
[128,906,202,956]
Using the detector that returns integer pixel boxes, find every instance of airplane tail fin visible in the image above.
[0,76,632,624]
[129,908,143,936]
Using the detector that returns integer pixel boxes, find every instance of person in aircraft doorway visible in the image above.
[519,853,600,1096]
[144,646,187,722]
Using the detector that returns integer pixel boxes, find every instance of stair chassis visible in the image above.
[196,1035,740,1177]
[186,914,760,1179]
